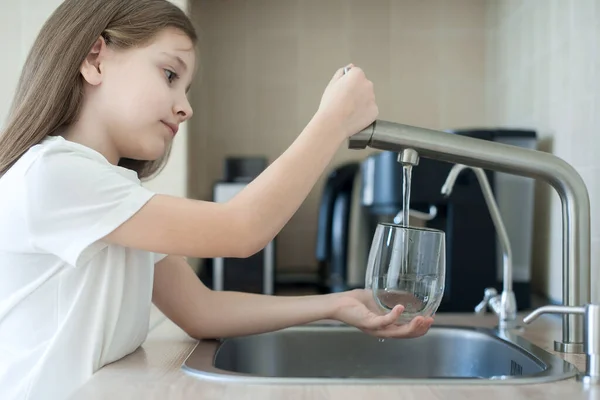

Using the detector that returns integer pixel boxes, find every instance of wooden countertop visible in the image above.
[72,309,600,400]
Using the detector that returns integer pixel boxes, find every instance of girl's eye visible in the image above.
[164,69,178,83]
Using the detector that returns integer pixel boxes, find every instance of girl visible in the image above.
[0,0,434,398]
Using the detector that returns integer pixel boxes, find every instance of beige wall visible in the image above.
[485,0,600,302]
[189,0,486,272]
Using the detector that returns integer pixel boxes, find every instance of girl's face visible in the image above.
[93,28,195,162]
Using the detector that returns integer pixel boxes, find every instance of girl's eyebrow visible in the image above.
[161,52,188,72]
[160,51,192,93]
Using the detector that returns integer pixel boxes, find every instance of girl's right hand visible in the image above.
[316,64,379,140]
[329,289,434,339]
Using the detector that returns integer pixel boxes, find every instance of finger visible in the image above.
[406,316,433,337]
[342,63,354,75]
[363,305,404,330]
[385,304,405,324]
[376,316,433,339]
[330,63,354,84]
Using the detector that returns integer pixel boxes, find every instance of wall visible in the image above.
[189,0,487,273]
[485,0,600,302]
[0,0,63,128]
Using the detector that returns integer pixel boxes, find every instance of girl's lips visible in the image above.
[161,121,178,136]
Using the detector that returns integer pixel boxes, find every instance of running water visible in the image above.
[402,164,412,229]
[401,164,413,274]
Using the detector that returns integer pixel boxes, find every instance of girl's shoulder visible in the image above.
[16,135,139,183]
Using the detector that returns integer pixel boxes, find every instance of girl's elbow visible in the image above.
[232,215,270,258]
[235,237,266,258]
[186,328,216,341]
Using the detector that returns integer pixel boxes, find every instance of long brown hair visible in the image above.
[0,0,197,179]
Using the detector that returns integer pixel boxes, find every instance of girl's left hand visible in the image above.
[330,289,434,339]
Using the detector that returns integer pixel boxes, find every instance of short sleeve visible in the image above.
[154,253,168,264]
[24,147,157,267]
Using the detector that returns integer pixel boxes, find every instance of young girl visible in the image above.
[0,0,434,398]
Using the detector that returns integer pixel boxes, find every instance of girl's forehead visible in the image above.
[147,29,195,67]
[150,28,195,53]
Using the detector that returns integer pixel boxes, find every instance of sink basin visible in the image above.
[182,325,578,384]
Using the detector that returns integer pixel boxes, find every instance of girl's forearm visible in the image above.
[192,290,342,339]
[227,112,345,256]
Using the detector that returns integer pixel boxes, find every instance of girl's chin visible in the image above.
[146,139,170,160]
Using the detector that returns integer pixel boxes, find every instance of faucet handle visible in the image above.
[475,287,498,314]
[524,304,600,385]
[523,305,585,323]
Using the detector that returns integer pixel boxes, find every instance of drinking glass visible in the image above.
[365,223,445,323]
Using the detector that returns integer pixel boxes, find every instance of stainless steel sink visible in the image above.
[182,325,579,384]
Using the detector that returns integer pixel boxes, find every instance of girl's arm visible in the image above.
[103,67,378,259]
[152,256,433,339]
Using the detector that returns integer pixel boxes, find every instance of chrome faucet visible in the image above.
[524,304,600,385]
[441,164,517,330]
[393,146,436,225]
[349,119,591,353]
[393,205,438,225]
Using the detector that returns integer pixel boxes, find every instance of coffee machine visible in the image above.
[315,129,537,312]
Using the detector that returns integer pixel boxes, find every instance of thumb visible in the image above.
[378,304,405,328]
[330,63,354,85]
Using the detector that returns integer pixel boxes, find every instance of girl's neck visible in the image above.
[62,105,120,165]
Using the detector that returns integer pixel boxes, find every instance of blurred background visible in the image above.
[1,0,599,311]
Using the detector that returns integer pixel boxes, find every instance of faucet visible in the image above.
[441,164,517,330]
[393,205,438,225]
[393,148,437,225]
[349,119,591,353]
[523,304,600,385]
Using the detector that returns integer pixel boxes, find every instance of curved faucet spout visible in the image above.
[349,119,591,352]
[442,164,517,329]
[441,164,512,291]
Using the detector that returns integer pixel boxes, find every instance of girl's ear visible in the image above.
[80,36,108,86]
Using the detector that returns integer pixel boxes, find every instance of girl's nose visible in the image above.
[174,96,193,121]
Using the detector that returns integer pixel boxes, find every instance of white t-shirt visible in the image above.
[0,135,167,399]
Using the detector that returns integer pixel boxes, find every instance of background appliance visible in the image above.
[200,157,276,295]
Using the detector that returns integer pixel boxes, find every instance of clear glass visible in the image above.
[365,223,445,323]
